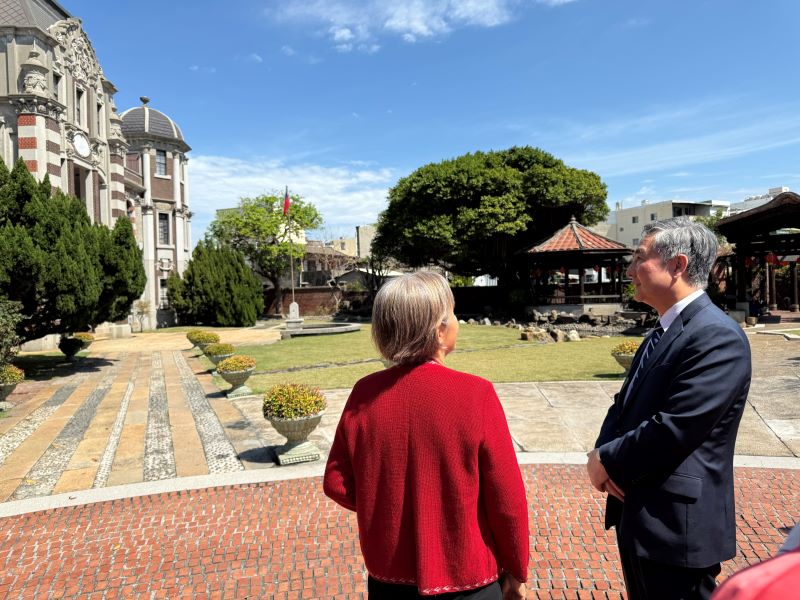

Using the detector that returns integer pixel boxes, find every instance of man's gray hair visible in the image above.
[641,217,718,289]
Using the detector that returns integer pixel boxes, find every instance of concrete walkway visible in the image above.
[0,327,798,598]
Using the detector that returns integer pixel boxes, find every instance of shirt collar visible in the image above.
[659,289,705,332]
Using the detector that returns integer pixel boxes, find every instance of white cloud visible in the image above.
[189,65,216,74]
[281,45,296,56]
[620,17,652,29]
[188,155,394,243]
[269,0,536,52]
[246,52,264,63]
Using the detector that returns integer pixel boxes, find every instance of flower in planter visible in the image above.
[191,331,220,346]
[73,332,95,348]
[217,355,256,373]
[0,364,24,385]
[263,383,327,420]
[612,339,641,355]
[203,343,235,357]
[186,330,214,346]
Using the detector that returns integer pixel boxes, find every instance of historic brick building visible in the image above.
[0,0,190,330]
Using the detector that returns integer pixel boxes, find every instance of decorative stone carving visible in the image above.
[154,201,172,212]
[10,97,63,120]
[48,18,105,85]
[21,51,49,96]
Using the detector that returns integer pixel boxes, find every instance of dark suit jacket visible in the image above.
[596,293,751,569]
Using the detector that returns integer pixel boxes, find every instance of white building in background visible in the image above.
[0,0,191,332]
[607,199,730,248]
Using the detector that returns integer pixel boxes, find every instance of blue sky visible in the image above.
[66,0,800,243]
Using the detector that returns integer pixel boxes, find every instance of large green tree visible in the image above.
[374,146,608,282]
[167,240,264,326]
[208,193,322,313]
[0,158,145,341]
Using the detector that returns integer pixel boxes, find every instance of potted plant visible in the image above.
[0,364,24,404]
[73,332,94,350]
[217,355,256,398]
[186,329,207,348]
[203,343,235,366]
[59,336,84,360]
[263,383,327,465]
[611,339,641,374]
[191,331,220,352]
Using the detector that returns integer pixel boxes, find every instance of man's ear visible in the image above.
[672,254,689,277]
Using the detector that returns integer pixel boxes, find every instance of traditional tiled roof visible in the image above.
[0,0,70,30]
[528,216,629,253]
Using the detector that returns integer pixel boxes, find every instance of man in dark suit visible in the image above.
[587,217,752,599]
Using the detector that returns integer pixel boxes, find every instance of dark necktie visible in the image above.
[625,324,664,401]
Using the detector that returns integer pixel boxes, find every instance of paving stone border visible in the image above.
[174,351,244,474]
[143,352,177,481]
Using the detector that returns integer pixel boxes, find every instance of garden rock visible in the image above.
[566,330,582,342]
[482,318,492,326]
[550,329,567,343]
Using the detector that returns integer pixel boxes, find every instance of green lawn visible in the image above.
[786,329,800,336]
[215,324,628,391]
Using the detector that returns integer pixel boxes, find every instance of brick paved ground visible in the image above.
[0,465,796,599]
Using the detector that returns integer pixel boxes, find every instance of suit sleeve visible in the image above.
[598,323,751,488]
[479,385,529,583]
[323,412,357,512]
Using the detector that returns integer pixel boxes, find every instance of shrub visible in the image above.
[73,332,94,344]
[0,364,24,384]
[203,343,234,357]
[0,298,22,365]
[217,355,257,373]
[263,383,326,420]
[612,339,641,355]
[186,329,206,345]
[58,336,83,357]
[192,331,220,345]
[168,240,264,326]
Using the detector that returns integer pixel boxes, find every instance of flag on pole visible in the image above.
[283,186,290,216]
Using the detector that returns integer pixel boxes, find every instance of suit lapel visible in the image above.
[621,293,711,411]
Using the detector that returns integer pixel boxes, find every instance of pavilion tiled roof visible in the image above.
[528,217,629,253]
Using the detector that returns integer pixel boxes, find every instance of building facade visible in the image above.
[0,0,190,330]
[606,199,729,248]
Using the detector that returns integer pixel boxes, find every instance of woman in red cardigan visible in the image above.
[324,272,529,599]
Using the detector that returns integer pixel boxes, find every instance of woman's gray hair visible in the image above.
[641,217,718,289]
[372,271,454,365]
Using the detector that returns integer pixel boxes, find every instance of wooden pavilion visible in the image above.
[523,217,632,311]
[717,191,800,313]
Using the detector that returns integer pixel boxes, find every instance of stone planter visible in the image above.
[745,316,758,326]
[612,353,635,374]
[267,411,325,465]
[218,368,255,398]
[207,352,234,367]
[0,383,17,404]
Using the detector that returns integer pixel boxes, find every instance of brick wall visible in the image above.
[264,287,343,316]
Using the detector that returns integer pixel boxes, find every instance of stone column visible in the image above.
[790,262,798,313]
[141,204,157,329]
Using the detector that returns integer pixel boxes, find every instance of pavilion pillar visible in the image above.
[578,266,585,300]
[759,256,768,308]
[768,260,778,312]
[735,251,748,303]
[790,262,799,312]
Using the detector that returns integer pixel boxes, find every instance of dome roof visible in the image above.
[120,99,190,151]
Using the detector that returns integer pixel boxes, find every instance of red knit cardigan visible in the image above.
[323,362,529,595]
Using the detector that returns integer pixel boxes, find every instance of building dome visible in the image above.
[120,97,190,151]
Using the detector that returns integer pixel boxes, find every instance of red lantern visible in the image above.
[745,257,754,268]
[766,253,777,265]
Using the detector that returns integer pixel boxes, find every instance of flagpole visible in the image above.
[286,186,296,306]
